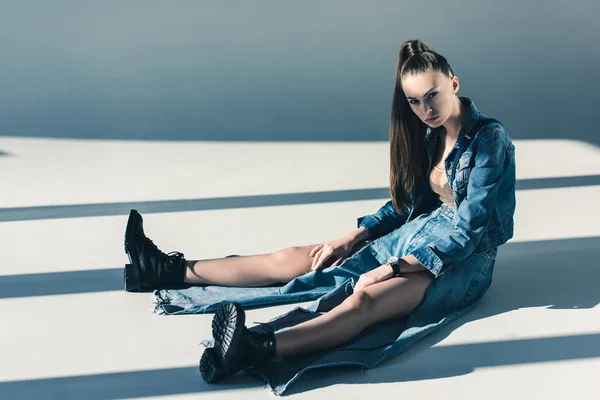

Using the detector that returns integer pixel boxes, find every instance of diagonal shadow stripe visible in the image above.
[0,187,389,222]
[0,366,248,399]
[1,236,598,300]
[1,174,599,222]
[0,333,598,399]
[0,268,124,299]
[515,174,600,190]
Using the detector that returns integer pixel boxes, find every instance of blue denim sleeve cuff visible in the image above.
[409,245,443,278]
[356,215,379,235]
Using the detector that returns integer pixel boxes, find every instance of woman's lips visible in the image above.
[425,116,438,123]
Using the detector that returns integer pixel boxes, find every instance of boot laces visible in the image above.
[142,234,182,267]
[165,251,185,269]
[248,322,275,348]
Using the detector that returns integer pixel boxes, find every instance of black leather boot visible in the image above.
[123,209,187,292]
[199,302,276,383]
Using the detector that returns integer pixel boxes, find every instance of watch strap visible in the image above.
[389,260,402,277]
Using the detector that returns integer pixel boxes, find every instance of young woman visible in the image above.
[124,39,516,390]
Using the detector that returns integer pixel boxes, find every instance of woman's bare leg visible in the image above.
[183,245,319,287]
[184,240,370,287]
[274,271,433,358]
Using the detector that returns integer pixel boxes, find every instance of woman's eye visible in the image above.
[408,92,436,105]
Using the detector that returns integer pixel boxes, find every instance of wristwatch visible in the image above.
[386,256,402,277]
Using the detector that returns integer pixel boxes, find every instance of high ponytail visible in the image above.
[389,39,455,214]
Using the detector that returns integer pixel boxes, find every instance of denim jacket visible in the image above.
[357,97,516,277]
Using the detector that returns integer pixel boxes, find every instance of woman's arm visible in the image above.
[356,200,411,240]
[344,226,370,245]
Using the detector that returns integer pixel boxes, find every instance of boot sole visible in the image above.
[210,302,246,379]
[199,348,227,383]
[124,209,142,292]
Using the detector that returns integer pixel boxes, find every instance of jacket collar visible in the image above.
[456,96,481,142]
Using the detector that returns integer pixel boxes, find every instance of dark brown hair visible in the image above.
[390,39,455,214]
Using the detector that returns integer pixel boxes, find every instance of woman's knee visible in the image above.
[270,245,315,278]
[343,273,434,322]
[343,290,376,314]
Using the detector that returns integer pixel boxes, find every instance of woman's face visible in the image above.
[401,70,458,127]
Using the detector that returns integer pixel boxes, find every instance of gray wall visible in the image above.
[1,0,598,144]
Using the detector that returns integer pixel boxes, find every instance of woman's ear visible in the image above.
[452,75,460,94]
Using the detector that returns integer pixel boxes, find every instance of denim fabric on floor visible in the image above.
[152,204,498,395]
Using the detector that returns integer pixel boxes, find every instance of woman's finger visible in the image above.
[312,248,329,270]
[354,276,373,292]
[313,249,332,270]
[354,280,363,292]
[311,248,323,269]
[309,244,322,258]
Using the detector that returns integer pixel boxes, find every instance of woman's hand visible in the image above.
[309,236,357,271]
[353,264,394,292]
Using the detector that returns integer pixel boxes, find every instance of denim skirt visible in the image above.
[153,204,498,395]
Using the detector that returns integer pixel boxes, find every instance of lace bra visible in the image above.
[429,163,455,207]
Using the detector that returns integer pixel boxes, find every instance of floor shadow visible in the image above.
[0,187,389,222]
[1,236,598,302]
[0,268,124,298]
[2,174,598,222]
[284,332,600,395]
[0,268,196,299]
[516,174,600,190]
[280,236,600,394]
[0,366,259,399]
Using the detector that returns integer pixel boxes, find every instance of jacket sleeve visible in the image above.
[356,199,411,240]
[408,132,507,278]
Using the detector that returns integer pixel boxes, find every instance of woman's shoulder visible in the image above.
[472,114,514,150]
[474,113,504,135]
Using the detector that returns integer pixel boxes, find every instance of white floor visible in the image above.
[1,137,599,399]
